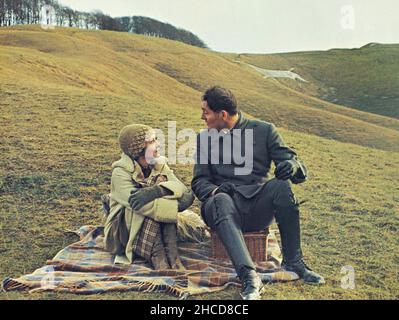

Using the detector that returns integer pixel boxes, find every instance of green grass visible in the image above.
[0,26,398,300]
[1,25,399,152]
[235,43,399,119]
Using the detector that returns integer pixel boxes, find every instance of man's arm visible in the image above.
[191,133,219,202]
[266,123,308,184]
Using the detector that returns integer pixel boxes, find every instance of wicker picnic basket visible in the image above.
[211,228,269,262]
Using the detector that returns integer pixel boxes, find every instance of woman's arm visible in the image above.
[162,165,194,212]
[177,190,195,212]
[156,163,190,199]
[110,167,140,208]
[111,166,179,223]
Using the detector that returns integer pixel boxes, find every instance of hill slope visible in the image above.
[1,25,399,153]
[0,26,398,300]
[235,43,399,119]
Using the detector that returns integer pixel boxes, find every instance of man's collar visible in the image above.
[232,111,246,130]
[223,111,246,133]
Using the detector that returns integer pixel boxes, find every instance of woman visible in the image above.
[104,124,194,270]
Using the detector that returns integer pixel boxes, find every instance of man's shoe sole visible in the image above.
[303,278,326,285]
[239,285,266,300]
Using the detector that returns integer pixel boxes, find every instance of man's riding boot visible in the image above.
[240,268,264,300]
[150,232,170,270]
[162,223,186,270]
[274,203,325,285]
[214,217,263,300]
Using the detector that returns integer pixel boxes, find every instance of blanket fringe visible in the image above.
[166,285,188,299]
[137,280,160,293]
[135,279,188,299]
[2,278,29,292]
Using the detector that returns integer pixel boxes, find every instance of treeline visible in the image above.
[0,0,208,48]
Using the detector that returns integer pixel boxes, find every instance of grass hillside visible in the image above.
[1,25,399,152]
[0,25,398,300]
[235,43,399,119]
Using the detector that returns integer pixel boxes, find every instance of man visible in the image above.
[191,86,325,300]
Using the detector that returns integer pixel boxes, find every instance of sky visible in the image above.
[59,0,399,54]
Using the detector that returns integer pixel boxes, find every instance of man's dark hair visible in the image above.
[202,86,238,115]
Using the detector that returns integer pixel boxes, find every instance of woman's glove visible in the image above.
[129,186,172,211]
[177,191,195,212]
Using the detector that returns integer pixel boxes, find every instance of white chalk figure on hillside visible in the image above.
[235,60,308,82]
[250,65,308,82]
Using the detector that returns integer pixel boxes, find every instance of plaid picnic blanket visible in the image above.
[2,225,299,299]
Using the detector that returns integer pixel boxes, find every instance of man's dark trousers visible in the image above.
[201,177,301,274]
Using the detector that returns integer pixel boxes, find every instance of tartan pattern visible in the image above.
[2,225,299,299]
[132,217,161,261]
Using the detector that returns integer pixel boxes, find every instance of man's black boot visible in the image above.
[275,203,325,285]
[214,218,264,300]
[239,267,264,300]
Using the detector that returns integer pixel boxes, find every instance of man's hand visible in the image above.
[274,159,299,180]
[215,182,237,197]
[129,186,168,211]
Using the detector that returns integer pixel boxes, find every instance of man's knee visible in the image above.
[201,193,240,229]
[268,178,298,207]
[272,178,292,189]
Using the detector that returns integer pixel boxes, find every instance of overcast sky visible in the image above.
[59,0,399,54]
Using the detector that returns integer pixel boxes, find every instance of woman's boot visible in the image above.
[150,232,170,270]
[162,223,186,270]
